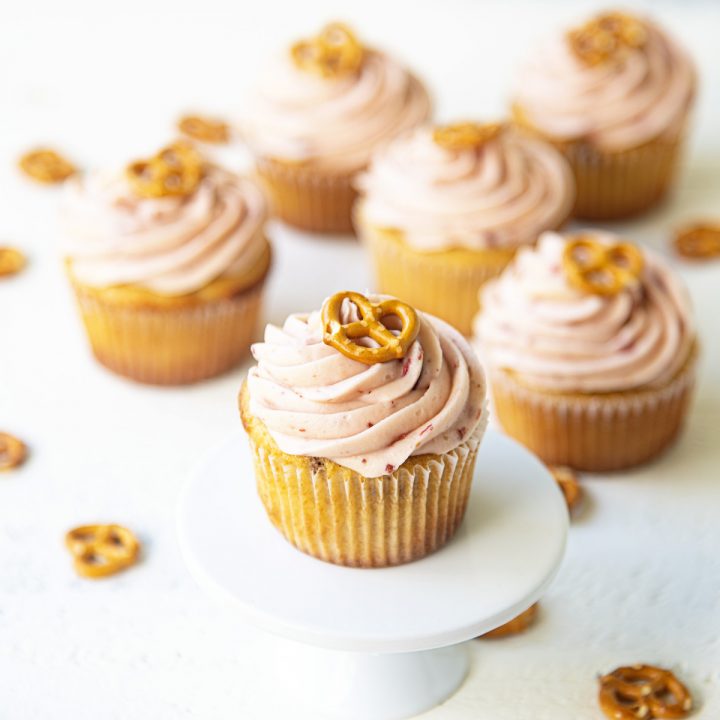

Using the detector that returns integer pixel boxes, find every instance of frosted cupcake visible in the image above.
[240,291,487,567]
[474,231,697,471]
[64,141,271,385]
[241,23,431,233]
[512,11,696,219]
[355,122,574,335]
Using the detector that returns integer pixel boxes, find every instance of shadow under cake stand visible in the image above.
[177,429,568,720]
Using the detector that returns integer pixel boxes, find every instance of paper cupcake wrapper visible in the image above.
[72,280,266,385]
[246,425,482,568]
[359,222,518,336]
[490,352,697,472]
[255,157,356,234]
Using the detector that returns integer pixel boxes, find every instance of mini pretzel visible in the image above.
[126,140,203,199]
[321,291,419,365]
[568,12,646,66]
[19,148,76,184]
[0,247,27,278]
[481,603,539,639]
[65,524,140,579]
[291,23,364,78]
[563,236,644,296]
[433,122,505,152]
[674,223,720,260]
[178,114,230,144]
[550,466,583,513]
[0,433,28,471]
[599,665,692,720]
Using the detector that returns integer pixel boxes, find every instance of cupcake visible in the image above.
[512,11,697,220]
[240,291,488,567]
[241,22,431,233]
[355,122,574,335]
[474,231,697,471]
[64,141,271,385]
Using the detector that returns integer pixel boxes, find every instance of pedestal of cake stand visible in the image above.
[177,430,568,720]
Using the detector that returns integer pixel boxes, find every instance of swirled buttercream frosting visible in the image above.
[355,125,574,251]
[64,166,268,295]
[513,12,696,151]
[241,31,431,173]
[247,297,487,477]
[475,231,694,393]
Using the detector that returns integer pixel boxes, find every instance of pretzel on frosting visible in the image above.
[563,236,644,296]
[126,140,203,199]
[598,665,692,720]
[568,12,647,66]
[321,291,419,365]
[433,122,505,152]
[291,23,364,78]
[65,524,141,579]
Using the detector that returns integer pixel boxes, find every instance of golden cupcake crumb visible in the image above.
[19,148,76,184]
[0,247,27,278]
[291,22,364,78]
[0,433,28,471]
[550,466,583,513]
[674,222,720,260]
[126,140,204,199]
[433,122,505,152]
[480,602,539,639]
[321,291,419,365]
[65,524,141,579]
[178,114,230,144]
[598,664,692,720]
[568,12,646,66]
[563,236,644,296]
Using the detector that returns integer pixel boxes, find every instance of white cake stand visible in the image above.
[177,429,568,720]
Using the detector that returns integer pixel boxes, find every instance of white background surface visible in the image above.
[2,0,719,718]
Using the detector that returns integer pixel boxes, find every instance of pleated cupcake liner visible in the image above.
[359,222,519,336]
[490,349,697,472]
[255,157,356,234]
[72,279,266,386]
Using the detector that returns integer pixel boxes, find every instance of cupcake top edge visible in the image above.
[355,122,575,252]
[512,11,697,151]
[62,142,269,296]
[246,291,488,478]
[475,230,695,394]
[239,22,432,173]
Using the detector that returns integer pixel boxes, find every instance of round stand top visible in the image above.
[177,429,568,654]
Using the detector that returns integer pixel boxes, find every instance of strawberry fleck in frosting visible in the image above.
[63,166,268,295]
[247,296,487,478]
[355,125,574,251]
[475,231,694,393]
[241,40,431,173]
[513,14,696,151]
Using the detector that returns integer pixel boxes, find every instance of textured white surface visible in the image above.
[2,0,720,718]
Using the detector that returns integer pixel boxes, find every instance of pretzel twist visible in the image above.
[321,291,419,365]
[568,12,646,66]
[0,247,27,278]
[674,223,720,260]
[598,665,692,720]
[481,603,539,639]
[291,23,364,78]
[550,466,583,513]
[126,140,203,199]
[19,149,76,184]
[433,122,505,152]
[0,433,28,471]
[65,524,140,579]
[563,236,644,296]
[178,115,230,144]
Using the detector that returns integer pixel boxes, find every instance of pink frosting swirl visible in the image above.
[475,231,694,393]
[63,166,268,295]
[241,49,431,172]
[355,126,574,251]
[513,15,696,150]
[247,297,487,478]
